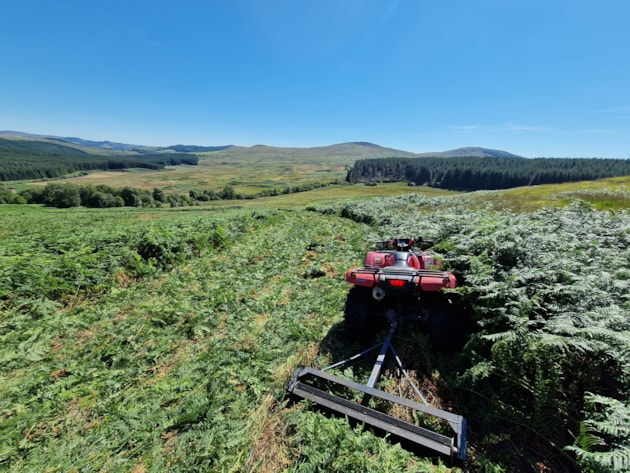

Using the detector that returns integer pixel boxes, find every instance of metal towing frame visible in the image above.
[287,320,467,461]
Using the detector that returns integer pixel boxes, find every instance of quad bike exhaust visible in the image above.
[287,320,467,461]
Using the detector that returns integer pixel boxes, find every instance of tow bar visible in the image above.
[287,321,467,461]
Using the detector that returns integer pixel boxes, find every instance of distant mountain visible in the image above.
[212,142,418,166]
[0,131,235,154]
[0,136,88,155]
[0,131,140,152]
[0,131,521,159]
[0,131,58,141]
[417,147,523,158]
[165,145,233,153]
[200,142,524,164]
[51,137,140,152]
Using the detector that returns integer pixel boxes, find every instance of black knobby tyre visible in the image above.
[344,286,382,341]
[423,292,474,352]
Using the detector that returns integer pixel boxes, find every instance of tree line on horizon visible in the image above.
[346,156,630,190]
[0,138,199,181]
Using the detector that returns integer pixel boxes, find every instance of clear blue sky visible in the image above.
[2,1,629,157]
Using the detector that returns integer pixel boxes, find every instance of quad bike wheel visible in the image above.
[344,286,386,341]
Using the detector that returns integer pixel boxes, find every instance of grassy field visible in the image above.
[0,204,454,472]
[2,189,628,472]
[2,150,630,471]
[7,140,413,194]
[11,147,629,211]
[236,175,630,211]
[45,161,346,194]
[476,175,630,211]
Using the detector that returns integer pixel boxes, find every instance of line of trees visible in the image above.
[0,184,194,208]
[0,179,346,208]
[18,184,171,208]
[346,156,630,191]
[0,139,199,181]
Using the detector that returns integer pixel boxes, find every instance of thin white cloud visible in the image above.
[588,106,630,120]
[446,123,555,133]
[504,124,555,133]
[578,128,617,135]
[591,105,630,114]
[447,125,480,132]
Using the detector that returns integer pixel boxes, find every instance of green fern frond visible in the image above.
[569,445,630,472]
[584,394,630,438]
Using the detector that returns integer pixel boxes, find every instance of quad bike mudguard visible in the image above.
[346,267,456,292]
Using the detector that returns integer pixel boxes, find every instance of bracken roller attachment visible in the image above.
[287,237,468,462]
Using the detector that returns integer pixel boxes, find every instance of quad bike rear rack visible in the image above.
[287,321,467,461]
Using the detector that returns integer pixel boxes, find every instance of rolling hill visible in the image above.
[0,131,521,160]
[418,146,523,158]
[0,131,140,152]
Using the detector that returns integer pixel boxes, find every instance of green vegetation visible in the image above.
[1,184,629,472]
[6,135,629,202]
[445,176,630,212]
[4,181,348,209]
[0,138,198,181]
[0,138,404,193]
[0,205,442,472]
[2,138,630,471]
[347,156,630,191]
[326,194,630,472]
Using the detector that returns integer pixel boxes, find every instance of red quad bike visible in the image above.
[287,237,468,462]
[345,237,458,341]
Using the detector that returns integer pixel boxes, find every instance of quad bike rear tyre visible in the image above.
[344,286,384,341]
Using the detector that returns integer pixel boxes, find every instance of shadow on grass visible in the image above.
[318,291,475,366]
